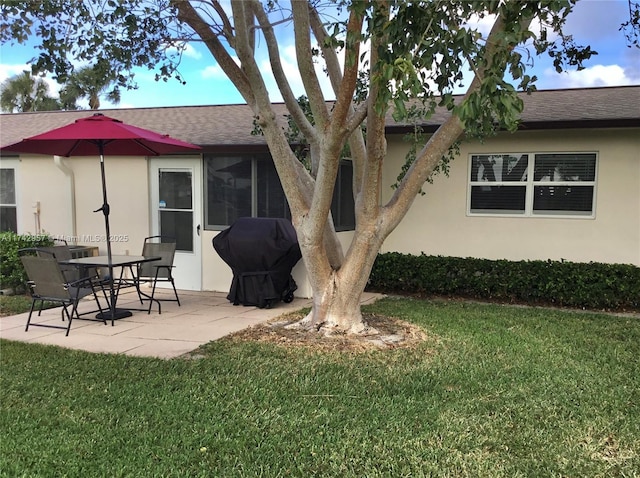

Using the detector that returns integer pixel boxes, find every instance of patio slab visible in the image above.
[0,289,383,359]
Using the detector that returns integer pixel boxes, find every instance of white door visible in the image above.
[150,157,202,290]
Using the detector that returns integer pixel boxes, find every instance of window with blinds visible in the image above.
[468,152,597,217]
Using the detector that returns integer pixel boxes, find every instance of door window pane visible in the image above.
[159,171,192,209]
[160,210,193,252]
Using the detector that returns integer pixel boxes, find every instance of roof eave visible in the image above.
[385,117,640,135]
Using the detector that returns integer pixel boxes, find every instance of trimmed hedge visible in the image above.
[368,252,640,312]
[0,232,53,290]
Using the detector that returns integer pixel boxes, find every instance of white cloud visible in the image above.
[465,13,495,38]
[546,64,638,88]
[164,42,203,61]
[201,65,225,79]
[0,63,62,95]
[0,63,31,83]
[201,56,240,79]
[181,43,203,60]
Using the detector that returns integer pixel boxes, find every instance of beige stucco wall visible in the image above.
[382,127,640,266]
[8,125,638,296]
[15,154,150,256]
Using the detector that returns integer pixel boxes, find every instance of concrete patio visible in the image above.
[0,288,382,359]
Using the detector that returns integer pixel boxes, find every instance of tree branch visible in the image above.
[309,5,367,198]
[291,1,329,130]
[226,0,311,218]
[172,0,254,106]
[381,8,533,235]
[251,0,318,145]
[358,3,391,223]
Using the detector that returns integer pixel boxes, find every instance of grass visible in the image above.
[0,295,59,317]
[0,295,34,316]
[1,297,638,477]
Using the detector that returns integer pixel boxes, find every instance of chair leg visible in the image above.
[128,265,144,305]
[169,272,180,306]
[145,269,180,314]
[25,300,37,332]
[90,288,108,326]
[62,304,73,336]
[148,270,160,314]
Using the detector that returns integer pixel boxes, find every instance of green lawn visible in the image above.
[1,297,638,477]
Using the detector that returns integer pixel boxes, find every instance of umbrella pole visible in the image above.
[96,142,132,323]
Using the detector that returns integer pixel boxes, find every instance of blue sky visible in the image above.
[0,0,638,110]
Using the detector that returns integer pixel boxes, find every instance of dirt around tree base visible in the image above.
[226,311,430,353]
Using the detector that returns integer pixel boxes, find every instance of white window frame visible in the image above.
[467,151,598,219]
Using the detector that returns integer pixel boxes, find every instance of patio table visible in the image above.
[61,255,160,321]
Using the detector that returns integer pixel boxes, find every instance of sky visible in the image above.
[0,0,638,110]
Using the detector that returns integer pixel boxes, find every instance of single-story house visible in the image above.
[1,85,638,297]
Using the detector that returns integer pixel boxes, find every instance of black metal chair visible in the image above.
[35,243,80,282]
[135,236,180,313]
[19,249,107,336]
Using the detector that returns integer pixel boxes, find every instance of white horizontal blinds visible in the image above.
[469,154,528,214]
[469,152,597,217]
[532,153,596,215]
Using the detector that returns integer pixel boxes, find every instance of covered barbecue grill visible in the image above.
[212,217,302,308]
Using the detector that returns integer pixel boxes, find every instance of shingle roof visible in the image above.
[1,86,638,150]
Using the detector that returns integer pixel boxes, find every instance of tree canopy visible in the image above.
[0,71,59,112]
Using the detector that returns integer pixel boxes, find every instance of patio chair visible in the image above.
[135,236,180,314]
[19,249,107,336]
[35,243,80,282]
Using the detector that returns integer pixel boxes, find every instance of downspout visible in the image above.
[54,155,77,243]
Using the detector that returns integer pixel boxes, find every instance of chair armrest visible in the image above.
[67,276,101,289]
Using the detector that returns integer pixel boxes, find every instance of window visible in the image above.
[332,160,356,231]
[204,154,355,230]
[205,155,256,228]
[468,152,597,217]
[0,167,17,232]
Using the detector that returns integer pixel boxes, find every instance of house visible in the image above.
[1,85,638,297]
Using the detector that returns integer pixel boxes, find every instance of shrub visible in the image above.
[0,232,53,290]
[368,252,640,311]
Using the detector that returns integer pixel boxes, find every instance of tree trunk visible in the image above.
[296,220,383,335]
[304,271,369,334]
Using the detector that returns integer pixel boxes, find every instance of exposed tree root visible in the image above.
[228,311,430,352]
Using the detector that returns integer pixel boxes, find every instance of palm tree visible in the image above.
[0,71,61,112]
[59,64,121,110]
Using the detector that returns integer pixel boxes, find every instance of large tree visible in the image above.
[0,71,60,112]
[0,0,611,333]
[59,63,121,110]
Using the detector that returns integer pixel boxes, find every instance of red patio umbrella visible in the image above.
[1,113,201,320]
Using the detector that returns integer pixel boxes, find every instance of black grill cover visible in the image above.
[212,217,302,308]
